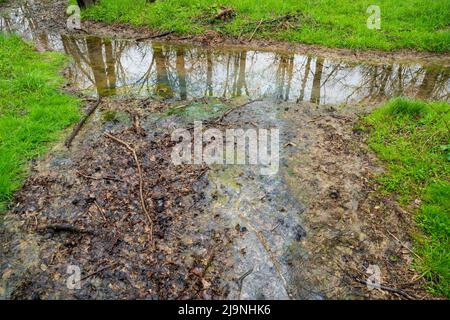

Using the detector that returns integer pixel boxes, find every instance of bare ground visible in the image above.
[0,98,434,300]
[281,102,432,299]
[0,99,235,299]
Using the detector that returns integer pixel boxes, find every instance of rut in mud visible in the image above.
[1,0,449,300]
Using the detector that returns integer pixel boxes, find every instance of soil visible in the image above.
[281,103,431,299]
[1,98,235,299]
[0,97,433,300]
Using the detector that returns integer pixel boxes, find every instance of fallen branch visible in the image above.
[136,31,174,42]
[105,133,154,243]
[215,98,263,123]
[213,7,235,21]
[80,262,119,282]
[65,98,102,148]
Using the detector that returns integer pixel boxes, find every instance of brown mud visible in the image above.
[282,103,431,299]
[1,99,235,299]
[0,97,432,299]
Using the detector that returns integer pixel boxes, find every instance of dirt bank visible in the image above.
[81,20,450,66]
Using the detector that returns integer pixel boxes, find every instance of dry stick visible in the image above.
[94,200,108,223]
[182,245,217,299]
[105,133,154,243]
[387,230,422,260]
[248,19,263,41]
[353,278,414,300]
[237,267,254,299]
[73,27,89,34]
[80,262,119,282]
[215,98,263,124]
[136,31,174,42]
[335,256,417,300]
[213,7,235,21]
[65,98,102,148]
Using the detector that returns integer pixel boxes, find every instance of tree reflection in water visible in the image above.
[1,5,449,104]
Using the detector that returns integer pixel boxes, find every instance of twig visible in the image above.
[239,214,293,299]
[80,262,119,282]
[197,167,208,180]
[236,267,253,299]
[107,231,121,253]
[237,267,253,288]
[245,13,298,28]
[73,27,89,34]
[183,99,263,130]
[105,133,154,243]
[136,31,174,42]
[387,230,422,260]
[354,278,415,300]
[65,98,102,148]
[94,200,108,222]
[213,7,235,21]
[270,222,281,232]
[215,98,263,123]
[248,19,263,41]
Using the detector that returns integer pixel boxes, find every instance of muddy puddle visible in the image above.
[1,1,450,104]
[1,0,449,300]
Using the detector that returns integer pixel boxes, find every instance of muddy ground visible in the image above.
[0,0,444,300]
[0,96,432,300]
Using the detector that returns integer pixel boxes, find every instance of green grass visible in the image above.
[0,34,80,212]
[364,98,450,297]
[82,0,450,52]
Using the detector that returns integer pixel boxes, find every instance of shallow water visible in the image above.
[1,2,449,104]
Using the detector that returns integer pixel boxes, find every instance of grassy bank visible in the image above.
[0,34,80,211]
[82,0,450,52]
[364,98,449,297]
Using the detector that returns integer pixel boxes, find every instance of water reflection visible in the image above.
[1,3,449,103]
